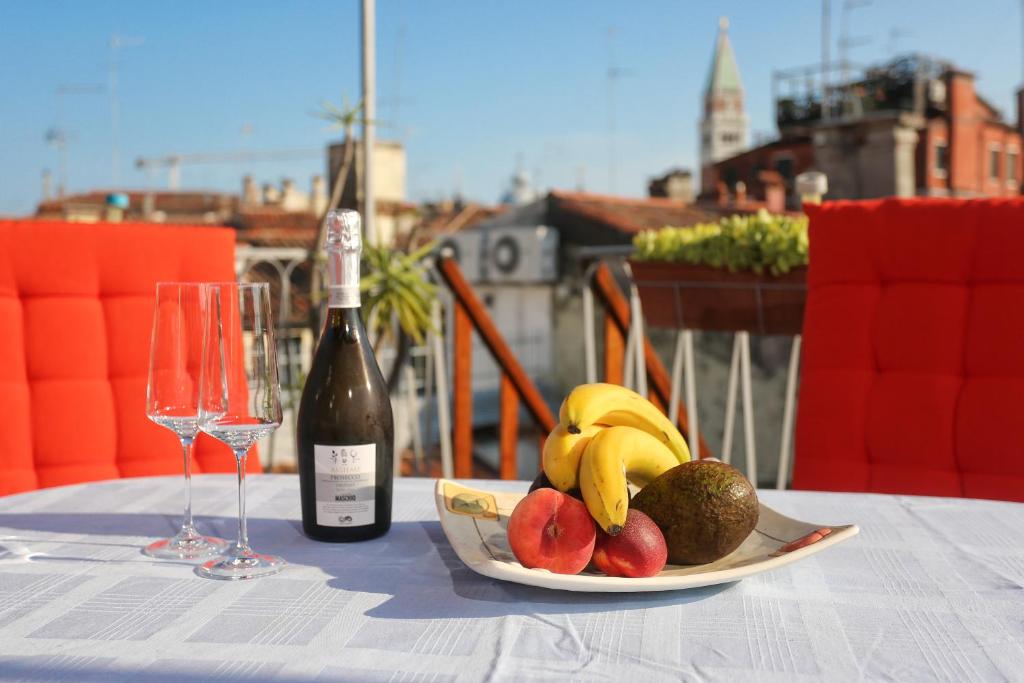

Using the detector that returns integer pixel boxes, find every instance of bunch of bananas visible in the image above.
[542,383,691,535]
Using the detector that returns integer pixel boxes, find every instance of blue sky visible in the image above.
[1,0,1021,216]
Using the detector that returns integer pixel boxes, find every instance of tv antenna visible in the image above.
[109,34,144,187]
[838,0,872,84]
[606,27,632,194]
[887,27,911,56]
[47,84,104,196]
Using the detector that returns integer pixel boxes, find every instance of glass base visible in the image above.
[144,529,227,561]
[195,546,286,580]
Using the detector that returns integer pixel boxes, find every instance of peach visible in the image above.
[592,509,667,578]
[507,488,596,574]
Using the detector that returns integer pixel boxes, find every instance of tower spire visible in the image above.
[699,17,749,192]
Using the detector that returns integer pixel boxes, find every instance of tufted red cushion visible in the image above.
[0,220,261,497]
[793,198,1024,501]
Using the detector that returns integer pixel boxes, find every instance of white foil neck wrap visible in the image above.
[325,209,362,309]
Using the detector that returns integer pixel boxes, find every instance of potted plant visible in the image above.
[630,210,808,335]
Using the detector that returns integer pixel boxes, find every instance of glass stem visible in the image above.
[235,449,249,553]
[180,437,195,533]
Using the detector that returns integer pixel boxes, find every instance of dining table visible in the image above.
[0,474,1022,682]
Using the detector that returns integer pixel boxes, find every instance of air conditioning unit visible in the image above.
[481,225,559,284]
[437,230,483,283]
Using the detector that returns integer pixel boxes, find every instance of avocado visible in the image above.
[528,471,584,501]
[630,460,759,565]
[528,471,553,492]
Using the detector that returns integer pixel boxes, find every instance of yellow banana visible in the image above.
[578,425,681,535]
[560,383,692,464]
[541,423,602,492]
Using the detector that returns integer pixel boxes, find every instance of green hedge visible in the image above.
[632,210,809,276]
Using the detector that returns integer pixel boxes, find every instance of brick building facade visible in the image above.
[705,56,1023,205]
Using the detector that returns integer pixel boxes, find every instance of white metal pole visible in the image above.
[361,0,378,245]
[404,363,424,476]
[683,329,699,459]
[668,330,685,428]
[776,334,802,490]
[739,331,757,484]
[721,333,741,465]
[623,322,636,390]
[630,285,648,397]
[582,265,598,384]
[430,297,453,478]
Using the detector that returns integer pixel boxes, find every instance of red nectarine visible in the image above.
[592,509,667,578]
[507,488,596,575]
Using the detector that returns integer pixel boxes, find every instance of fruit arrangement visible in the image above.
[507,383,759,578]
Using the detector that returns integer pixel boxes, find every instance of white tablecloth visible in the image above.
[0,475,1022,682]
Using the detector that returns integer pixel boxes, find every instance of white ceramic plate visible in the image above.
[434,479,858,592]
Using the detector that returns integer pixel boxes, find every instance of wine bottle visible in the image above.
[297,209,394,542]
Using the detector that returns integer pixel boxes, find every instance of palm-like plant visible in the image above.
[361,242,437,391]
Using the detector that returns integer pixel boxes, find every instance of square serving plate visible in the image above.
[434,479,858,592]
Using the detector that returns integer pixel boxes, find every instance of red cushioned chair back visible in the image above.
[0,220,261,496]
[793,198,1024,501]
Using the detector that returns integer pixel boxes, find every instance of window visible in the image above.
[933,141,948,178]
[1007,149,1019,185]
[989,145,1001,183]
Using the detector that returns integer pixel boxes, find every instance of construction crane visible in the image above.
[134,148,323,189]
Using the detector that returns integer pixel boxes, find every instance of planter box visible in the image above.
[629,261,807,335]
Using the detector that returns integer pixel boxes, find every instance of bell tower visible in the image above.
[700,17,748,190]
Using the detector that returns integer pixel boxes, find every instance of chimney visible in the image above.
[311,175,327,215]
[946,68,978,193]
[280,178,309,212]
[41,170,52,200]
[734,180,747,205]
[262,183,280,205]
[715,181,729,207]
[241,175,260,205]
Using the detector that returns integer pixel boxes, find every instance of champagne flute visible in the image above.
[197,282,286,580]
[144,283,227,560]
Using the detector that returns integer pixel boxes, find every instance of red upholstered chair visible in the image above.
[793,198,1024,501]
[0,220,261,497]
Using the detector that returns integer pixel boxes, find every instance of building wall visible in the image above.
[705,139,813,204]
[945,72,1022,197]
[919,119,950,195]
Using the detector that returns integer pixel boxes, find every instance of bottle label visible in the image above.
[328,285,361,309]
[313,443,376,527]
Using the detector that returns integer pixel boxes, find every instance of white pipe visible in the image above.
[683,329,699,459]
[430,297,453,478]
[721,333,741,465]
[668,330,685,428]
[623,316,636,390]
[582,265,598,384]
[630,285,648,397]
[739,331,757,484]
[404,363,424,477]
[776,334,802,490]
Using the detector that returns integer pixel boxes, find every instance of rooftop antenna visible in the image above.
[838,0,871,85]
[383,3,414,140]
[606,27,631,194]
[887,27,910,56]
[109,34,144,187]
[49,84,104,196]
